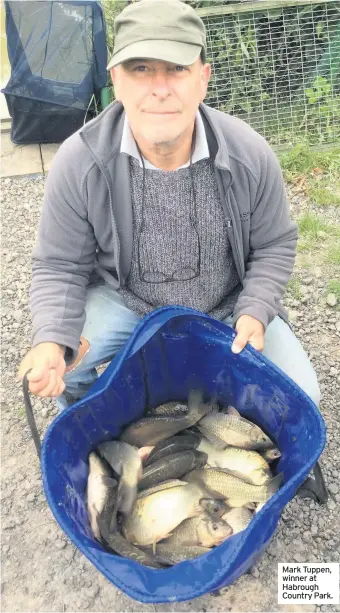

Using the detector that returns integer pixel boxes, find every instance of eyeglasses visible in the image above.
[136,130,201,284]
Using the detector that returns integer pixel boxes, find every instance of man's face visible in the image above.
[110,58,211,145]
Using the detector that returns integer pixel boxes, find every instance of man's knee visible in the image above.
[65,336,90,375]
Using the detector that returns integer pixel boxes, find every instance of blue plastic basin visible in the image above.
[41,306,326,603]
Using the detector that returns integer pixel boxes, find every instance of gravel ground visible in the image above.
[1,175,340,613]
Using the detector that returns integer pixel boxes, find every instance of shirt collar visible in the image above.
[120,110,210,170]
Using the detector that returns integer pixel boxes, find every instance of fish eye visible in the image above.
[212,523,218,530]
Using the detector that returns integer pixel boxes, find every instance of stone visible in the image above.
[328,483,338,495]
[326,293,338,307]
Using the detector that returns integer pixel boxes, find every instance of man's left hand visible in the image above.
[231,314,265,354]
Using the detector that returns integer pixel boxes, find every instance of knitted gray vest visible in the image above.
[119,157,241,320]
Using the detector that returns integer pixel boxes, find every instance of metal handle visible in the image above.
[23,370,41,459]
[296,460,328,505]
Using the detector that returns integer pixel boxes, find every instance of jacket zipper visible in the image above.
[81,138,121,287]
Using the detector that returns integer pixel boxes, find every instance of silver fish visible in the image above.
[197,408,274,450]
[145,544,211,565]
[97,494,163,569]
[97,440,142,519]
[222,507,253,534]
[86,452,117,540]
[185,468,283,507]
[120,389,211,447]
[139,450,207,491]
[147,401,188,416]
[163,514,233,547]
[197,438,271,485]
[122,481,210,546]
[137,480,229,518]
[261,447,281,462]
[145,433,200,467]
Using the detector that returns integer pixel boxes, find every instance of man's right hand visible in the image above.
[18,342,67,398]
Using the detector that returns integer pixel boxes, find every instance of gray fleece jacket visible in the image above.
[30,101,298,358]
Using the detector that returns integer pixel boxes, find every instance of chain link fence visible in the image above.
[198,0,340,148]
[102,0,340,148]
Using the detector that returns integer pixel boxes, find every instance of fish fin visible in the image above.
[266,472,284,497]
[196,426,227,450]
[152,542,157,555]
[187,388,204,410]
[226,405,242,418]
[192,499,206,516]
[101,476,118,488]
[215,467,257,485]
[244,501,256,511]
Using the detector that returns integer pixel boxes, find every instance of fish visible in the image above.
[185,468,283,507]
[120,389,211,447]
[97,441,142,519]
[199,498,230,518]
[147,401,188,416]
[97,493,163,569]
[137,479,229,518]
[86,452,117,540]
[145,544,211,565]
[222,507,254,534]
[122,481,211,546]
[197,408,274,451]
[162,514,233,547]
[145,433,201,467]
[139,450,208,491]
[197,438,271,485]
[137,479,187,499]
[261,447,281,462]
[138,446,155,463]
[220,405,242,417]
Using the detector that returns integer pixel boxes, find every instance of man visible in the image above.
[18,0,320,409]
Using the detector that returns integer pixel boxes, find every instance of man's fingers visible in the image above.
[248,334,264,352]
[39,369,58,398]
[26,366,50,384]
[50,379,65,398]
[231,329,249,354]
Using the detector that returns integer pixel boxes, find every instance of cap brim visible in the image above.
[107,40,201,70]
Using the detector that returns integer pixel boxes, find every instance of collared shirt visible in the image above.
[120,110,210,170]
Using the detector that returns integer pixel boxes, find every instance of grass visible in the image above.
[286,277,301,299]
[308,185,340,207]
[327,280,340,300]
[327,244,340,265]
[297,212,329,239]
[296,212,340,267]
[279,144,340,175]
[279,144,340,207]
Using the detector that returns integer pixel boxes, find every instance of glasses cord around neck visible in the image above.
[136,126,198,231]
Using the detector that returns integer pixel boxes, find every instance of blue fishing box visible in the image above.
[34,307,325,603]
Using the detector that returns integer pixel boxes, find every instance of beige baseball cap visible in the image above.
[107,0,207,70]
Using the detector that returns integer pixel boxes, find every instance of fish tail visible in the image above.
[99,518,163,569]
[187,389,212,423]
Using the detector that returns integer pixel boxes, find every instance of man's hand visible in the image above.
[231,315,265,354]
[18,342,66,398]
